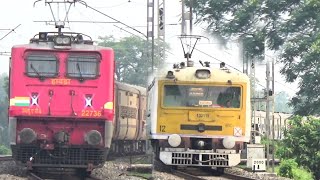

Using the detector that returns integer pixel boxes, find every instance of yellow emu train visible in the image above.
[147,62,251,172]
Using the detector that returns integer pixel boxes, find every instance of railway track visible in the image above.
[0,155,13,161]
[28,172,43,180]
[26,171,103,180]
[171,169,207,180]
[223,171,256,180]
[171,167,257,180]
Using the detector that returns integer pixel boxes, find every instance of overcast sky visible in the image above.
[0,0,296,96]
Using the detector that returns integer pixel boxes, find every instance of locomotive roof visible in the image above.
[12,42,112,51]
[154,66,250,83]
[116,82,146,95]
[12,31,112,51]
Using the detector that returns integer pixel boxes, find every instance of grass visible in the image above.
[127,172,152,179]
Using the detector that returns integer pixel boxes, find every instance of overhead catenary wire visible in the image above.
[34,20,120,24]
[0,52,10,56]
[0,24,21,41]
[77,1,147,38]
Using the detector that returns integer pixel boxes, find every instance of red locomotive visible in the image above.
[8,31,115,171]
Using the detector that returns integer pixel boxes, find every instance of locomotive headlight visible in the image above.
[85,130,102,146]
[166,71,175,79]
[62,37,71,44]
[195,69,211,79]
[55,36,63,44]
[222,136,235,149]
[196,140,205,148]
[19,128,37,144]
[54,36,71,46]
[168,134,181,147]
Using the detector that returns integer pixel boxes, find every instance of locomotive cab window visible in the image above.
[67,54,100,80]
[163,85,241,108]
[25,53,58,78]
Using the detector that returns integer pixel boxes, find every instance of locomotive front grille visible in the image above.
[171,152,229,166]
[160,149,240,167]
[172,152,192,165]
[11,145,107,167]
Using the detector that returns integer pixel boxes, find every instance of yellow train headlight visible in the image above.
[166,71,175,79]
[168,134,181,147]
[222,136,235,149]
[195,69,211,79]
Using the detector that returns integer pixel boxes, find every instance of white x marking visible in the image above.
[234,127,242,137]
[85,96,92,107]
[31,95,39,106]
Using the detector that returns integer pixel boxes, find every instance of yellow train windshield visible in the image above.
[163,85,241,108]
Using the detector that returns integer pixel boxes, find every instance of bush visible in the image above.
[278,159,297,178]
[292,167,314,180]
[278,159,313,180]
[0,145,11,155]
[277,116,320,179]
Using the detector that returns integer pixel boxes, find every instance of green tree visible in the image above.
[0,74,9,147]
[0,145,10,155]
[277,116,320,179]
[189,0,320,116]
[97,36,167,87]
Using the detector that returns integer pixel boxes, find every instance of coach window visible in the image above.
[67,54,100,80]
[25,53,58,78]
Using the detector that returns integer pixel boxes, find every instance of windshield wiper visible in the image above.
[76,63,84,82]
[30,63,44,81]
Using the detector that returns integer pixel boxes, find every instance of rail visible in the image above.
[27,171,103,180]
[171,169,207,180]
[28,172,44,180]
[0,155,13,161]
[223,172,256,180]
[171,167,260,180]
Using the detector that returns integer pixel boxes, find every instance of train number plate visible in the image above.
[81,110,102,117]
[189,111,212,121]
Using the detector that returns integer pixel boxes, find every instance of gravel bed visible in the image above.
[92,158,148,180]
[152,166,292,180]
[0,159,147,180]
[0,161,27,180]
[151,171,185,180]
[226,167,292,180]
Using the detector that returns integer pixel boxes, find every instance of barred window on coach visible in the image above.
[25,53,58,78]
[67,53,101,79]
[163,85,241,108]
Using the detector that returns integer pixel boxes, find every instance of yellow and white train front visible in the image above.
[148,67,251,167]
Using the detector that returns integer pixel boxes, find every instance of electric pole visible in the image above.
[157,0,165,63]
[266,58,271,170]
[147,0,155,73]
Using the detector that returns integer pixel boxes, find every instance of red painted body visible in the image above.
[10,47,114,121]
[8,34,115,169]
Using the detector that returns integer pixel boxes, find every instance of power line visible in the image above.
[0,52,10,56]
[0,24,21,41]
[112,25,179,59]
[34,20,120,24]
[275,80,296,93]
[183,42,242,72]
[93,2,129,9]
[113,25,138,37]
[77,1,147,38]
